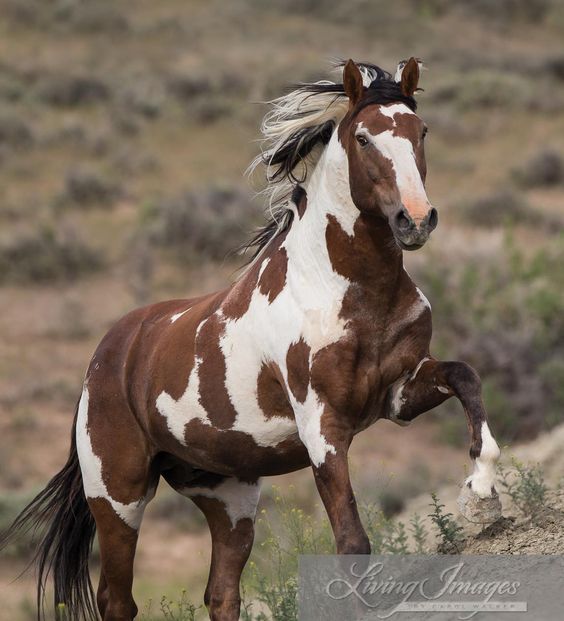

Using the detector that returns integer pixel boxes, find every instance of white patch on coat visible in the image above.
[76,387,151,529]
[156,131,356,466]
[171,308,191,323]
[416,287,431,311]
[378,103,410,122]
[411,357,430,380]
[387,374,410,426]
[389,280,431,331]
[291,389,336,467]
[156,358,212,438]
[465,421,501,498]
[388,358,430,426]
[184,478,261,529]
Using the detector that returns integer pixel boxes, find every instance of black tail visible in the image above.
[0,403,98,620]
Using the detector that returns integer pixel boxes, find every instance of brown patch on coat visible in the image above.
[310,336,363,420]
[325,213,399,284]
[256,362,293,419]
[197,313,238,430]
[222,264,260,320]
[258,247,288,303]
[134,295,224,404]
[174,418,307,478]
[286,338,311,403]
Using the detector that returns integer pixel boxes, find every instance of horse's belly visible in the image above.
[154,415,309,477]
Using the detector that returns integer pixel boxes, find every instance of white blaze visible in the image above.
[357,105,431,222]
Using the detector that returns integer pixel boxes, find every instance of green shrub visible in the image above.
[241,487,431,620]
[36,74,110,107]
[428,493,464,554]
[141,592,201,621]
[511,149,564,188]
[59,167,122,208]
[498,459,547,518]
[0,112,33,149]
[457,190,534,228]
[146,185,257,263]
[56,2,130,34]
[431,70,531,110]
[0,489,39,558]
[0,226,104,284]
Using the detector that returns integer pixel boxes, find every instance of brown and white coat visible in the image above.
[3,59,501,621]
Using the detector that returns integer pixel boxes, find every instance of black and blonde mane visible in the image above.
[242,62,417,262]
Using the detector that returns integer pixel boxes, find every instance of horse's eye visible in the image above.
[422,126,428,139]
[356,135,369,147]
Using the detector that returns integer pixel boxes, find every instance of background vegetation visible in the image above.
[0,0,563,618]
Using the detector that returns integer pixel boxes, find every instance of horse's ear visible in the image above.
[400,57,420,97]
[343,59,364,107]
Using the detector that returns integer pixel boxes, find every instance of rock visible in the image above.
[457,483,502,524]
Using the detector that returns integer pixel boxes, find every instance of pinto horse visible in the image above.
[1,58,501,621]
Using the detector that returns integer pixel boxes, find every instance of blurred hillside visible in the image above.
[1,0,564,618]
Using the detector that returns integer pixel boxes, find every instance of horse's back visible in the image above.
[82,295,218,426]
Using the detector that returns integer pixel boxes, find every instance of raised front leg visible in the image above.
[387,358,501,519]
[296,409,370,554]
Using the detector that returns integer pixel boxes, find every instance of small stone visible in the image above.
[457,483,503,525]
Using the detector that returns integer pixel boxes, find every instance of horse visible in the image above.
[1,58,502,621]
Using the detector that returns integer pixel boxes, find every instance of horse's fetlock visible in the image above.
[337,530,371,555]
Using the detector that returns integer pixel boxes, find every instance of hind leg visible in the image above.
[89,498,144,620]
[166,472,261,621]
[192,479,260,621]
[76,386,157,620]
[97,571,109,618]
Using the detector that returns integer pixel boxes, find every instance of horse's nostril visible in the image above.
[395,208,412,231]
[427,208,438,230]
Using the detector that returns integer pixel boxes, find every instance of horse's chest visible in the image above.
[321,284,433,426]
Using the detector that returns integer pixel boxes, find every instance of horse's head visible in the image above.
[339,58,437,250]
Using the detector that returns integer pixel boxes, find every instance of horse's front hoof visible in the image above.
[457,481,502,524]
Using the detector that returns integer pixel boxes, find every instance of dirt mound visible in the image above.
[463,489,564,554]
[396,423,564,555]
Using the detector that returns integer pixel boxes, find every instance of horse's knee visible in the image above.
[445,361,481,395]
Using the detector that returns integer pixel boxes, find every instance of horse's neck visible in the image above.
[284,139,404,300]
